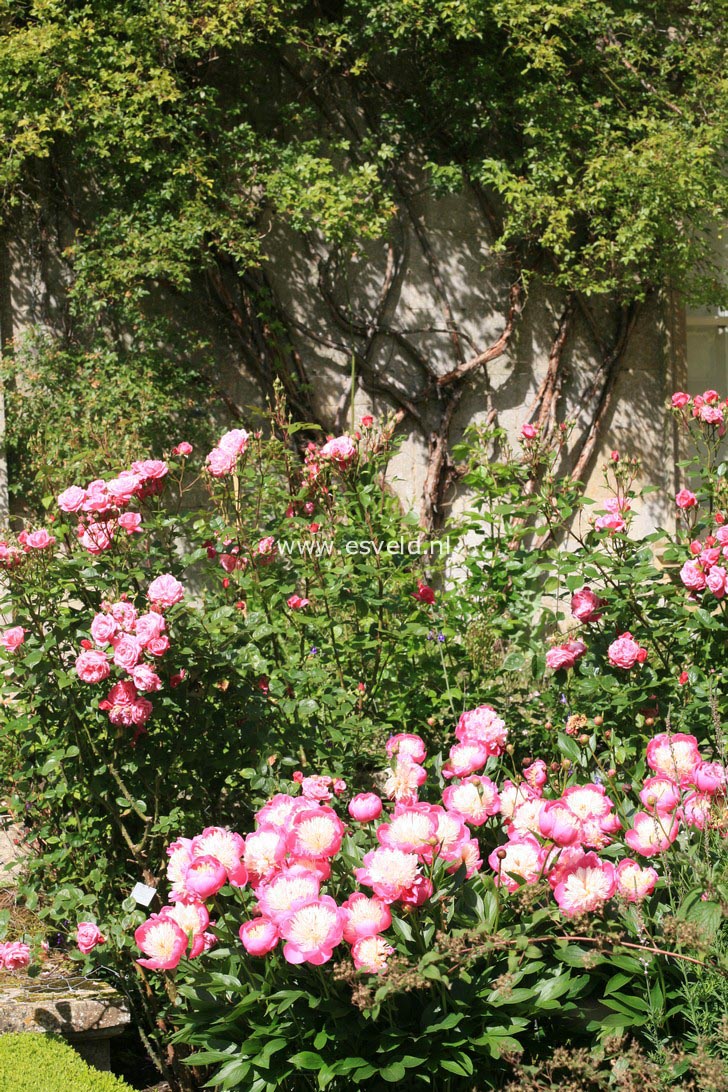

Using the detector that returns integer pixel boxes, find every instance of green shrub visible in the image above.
[0,1034,134,1092]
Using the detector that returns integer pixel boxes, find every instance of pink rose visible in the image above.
[110,600,138,631]
[671,392,690,408]
[675,489,697,509]
[112,634,143,672]
[287,594,309,610]
[76,922,106,954]
[172,442,193,456]
[106,471,142,504]
[131,664,162,693]
[134,612,166,646]
[82,480,112,514]
[0,941,30,970]
[680,559,707,592]
[1,626,25,652]
[570,586,605,623]
[146,635,170,657]
[607,632,647,669]
[218,429,249,457]
[545,639,586,671]
[78,521,114,554]
[57,486,87,513]
[25,529,55,550]
[90,613,118,646]
[131,459,168,481]
[118,512,143,534]
[147,574,184,610]
[75,649,111,683]
[320,435,357,467]
[706,565,728,598]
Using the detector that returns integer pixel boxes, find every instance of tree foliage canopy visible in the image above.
[0,0,727,309]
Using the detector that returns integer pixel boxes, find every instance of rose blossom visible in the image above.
[25,529,56,550]
[671,392,690,408]
[57,486,87,513]
[147,574,184,610]
[132,664,163,692]
[546,639,587,671]
[75,649,111,683]
[607,632,647,669]
[135,611,166,646]
[675,489,697,509]
[1,626,25,653]
[112,634,144,672]
[0,941,31,970]
[172,442,193,456]
[320,435,357,467]
[287,594,309,610]
[570,586,605,623]
[90,613,118,646]
[521,422,537,439]
[76,922,106,954]
[118,512,143,534]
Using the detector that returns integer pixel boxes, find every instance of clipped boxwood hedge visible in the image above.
[0,1034,135,1092]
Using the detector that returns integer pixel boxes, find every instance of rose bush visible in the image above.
[0,386,726,1088]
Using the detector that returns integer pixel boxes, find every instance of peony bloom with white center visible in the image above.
[287,807,345,859]
[384,755,427,804]
[693,761,727,795]
[561,783,613,820]
[385,733,427,763]
[434,809,468,861]
[639,776,681,814]
[255,871,321,924]
[376,805,439,858]
[160,902,209,957]
[538,800,582,847]
[615,859,658,902]
[255,794,308,832]
[191,827,247,886]
[279,896,346,965]
[442,741,489,780]
[183,856,228,900]
[508,797,547,839]
[341,893,392,943]
[455,705,508,755]
[351,935,395,974]
[624,812,679,857]
[244,829,287,886]
[135,915,188,970]
[552,852,616,916]
[355,847,421,904]
[447,837,483,879]
[488,835,544,892]
[442,775,500,826]
[646,733,702,787]
[681,792,712,831]
[239,917,279,956]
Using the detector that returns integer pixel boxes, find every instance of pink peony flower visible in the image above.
[239,917,279,956]
[1,626,25,653]
[147,574,184,610]
[243,829,288,887]
[646,732,702,786]
[75,649,111,683]
[76,922,106,954]
[442,740,489,780]
[351,935,395,974]
[135,915,188,970]
[455,706,508,755]
[693,761,727,795]
[376,804,439,858]
[639,776,681,814]
[488,835,545,892]
[255,870,321,923]
[341,893,392,943]
[355,846,423,904]
[681,792,712,831]
[287,807,345,859]
[348,793,384,822]
[384,755,427,804]
[183,856,228,900]
[570,586,605,623]
[552,852,616,916]
[538,800,582,846]
[523,759,548,791]
[160,902,210,958]
[442,775,500,826]
[615,859,659,902]
[385,733,427,763]
[279,896,346,965]
[607,632,647,669]
[624,812,679,857]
